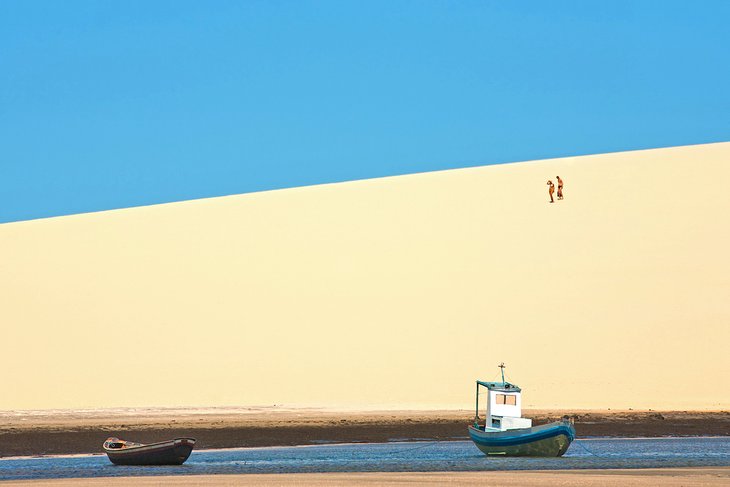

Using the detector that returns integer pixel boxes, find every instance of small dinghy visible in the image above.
[468,364,575,457]
[103,437,196,465]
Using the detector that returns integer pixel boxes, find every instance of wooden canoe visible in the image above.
[103,437,196,465]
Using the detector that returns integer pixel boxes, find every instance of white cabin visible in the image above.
[476,380,533,431]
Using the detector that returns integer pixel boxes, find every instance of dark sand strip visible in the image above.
[1,409,728,458]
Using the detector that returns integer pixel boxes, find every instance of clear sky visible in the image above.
[2,1,729,224]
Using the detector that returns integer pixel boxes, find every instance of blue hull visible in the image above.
[469,421,575,457]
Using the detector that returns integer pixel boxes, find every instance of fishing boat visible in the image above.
[468,364,575,457]
[103,437,196,465]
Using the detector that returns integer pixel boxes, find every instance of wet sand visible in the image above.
[1,408,729,458]
[3,468,730,486]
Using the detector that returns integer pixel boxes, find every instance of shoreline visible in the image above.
[3,435,730,462]
[1,409,728,458]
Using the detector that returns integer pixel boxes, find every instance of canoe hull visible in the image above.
[104,438,196,466]
[469,421,575,457]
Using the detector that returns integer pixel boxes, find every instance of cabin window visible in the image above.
[496,394,517,405]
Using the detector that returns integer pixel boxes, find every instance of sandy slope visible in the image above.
[1,142,729,410]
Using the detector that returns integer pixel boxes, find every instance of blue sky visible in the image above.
[2,1,729,223]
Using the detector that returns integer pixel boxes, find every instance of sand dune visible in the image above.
[1,142,729,410]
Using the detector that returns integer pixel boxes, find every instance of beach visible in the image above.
[3,143,729,482]
[3,468,730,486]
[1,408,728,458]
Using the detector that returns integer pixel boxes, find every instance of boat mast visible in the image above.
[474,381,479,425]
[499,362,506,384]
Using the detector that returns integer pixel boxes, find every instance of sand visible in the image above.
[2,408,729,457]
[3,468,730,486]
[2,142,730,412]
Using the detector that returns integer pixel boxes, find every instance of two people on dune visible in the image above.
[547,176,563,203]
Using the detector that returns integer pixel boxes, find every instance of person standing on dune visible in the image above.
[547,180,555,203]
[556,176,564,200]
